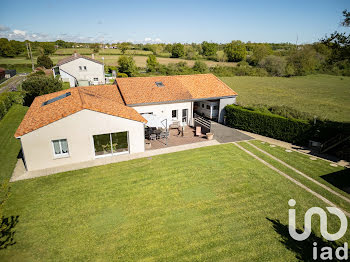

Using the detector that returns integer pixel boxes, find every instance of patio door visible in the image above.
[93,131,129,157]
[182,109,188,125]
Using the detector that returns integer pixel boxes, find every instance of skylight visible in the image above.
[155,81,164,87]
[42,92,71,106]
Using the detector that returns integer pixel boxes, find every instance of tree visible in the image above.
[146,54,159,72]
[0,38,16,57]
[224,41,247,62]
[201,41,218,57]
[39,43,56,55]
[90,43,100,53]
[37,54,53,69]
[192,60,208,73]
[341,9,350,27]
[258,55,287,76]
[22,76,63,105]
[119,42,129,54]
[287,46,320,76]
[171,43,184,58]
[249,44,272,65]
[117,55,137,76]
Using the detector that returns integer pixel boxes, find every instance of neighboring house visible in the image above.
[5,69,16,79]
[52,53,105,87]
[15,74,237,172]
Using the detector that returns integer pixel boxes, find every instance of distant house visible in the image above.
[0,68,5,80]
[5,69,16,79]
[52,52,105,87]
[15,74,237,172]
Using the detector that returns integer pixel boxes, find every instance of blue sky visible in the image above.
[1,0,349,43]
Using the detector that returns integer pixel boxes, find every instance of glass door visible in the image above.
[111,132,129,153]
[182,109,188,124]
[93,133,112,156]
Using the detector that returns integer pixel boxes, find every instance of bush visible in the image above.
[37,54,53,69]
[192,60,209,73]
[224,41,247,62]
[117,55,137,76]
[117,72,128,78]
[171,43,185,58]
[0,91,24,120]
[258,55,286,76]
[225,104,312,144]
[22,76,62,106]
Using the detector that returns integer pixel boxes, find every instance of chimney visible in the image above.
[74,51,77,57]
[92,53,95,59]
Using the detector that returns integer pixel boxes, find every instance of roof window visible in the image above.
[155,81,164,87]
[42,92,71,106]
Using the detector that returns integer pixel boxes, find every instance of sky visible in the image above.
[1,0,349,44]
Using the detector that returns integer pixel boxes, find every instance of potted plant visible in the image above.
[206,133,214,140]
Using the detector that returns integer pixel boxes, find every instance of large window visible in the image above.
[93,132,128,157]
[52,139,69,158]
[182,109,188,123]
[172,110,177,119]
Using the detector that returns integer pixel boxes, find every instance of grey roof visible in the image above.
[56,53,103,66]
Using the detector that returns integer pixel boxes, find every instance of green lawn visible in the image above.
[238,141,350,214]
[220,75,350,122]
[1,144,349,261]
[0,105,28,182]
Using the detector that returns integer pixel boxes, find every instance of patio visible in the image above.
[145,126,209,150]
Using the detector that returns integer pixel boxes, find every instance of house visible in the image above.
[5,69,16,79]
[52,52,105,87]
[15,74,237,172]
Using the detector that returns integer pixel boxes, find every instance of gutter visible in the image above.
[126,95,238,107]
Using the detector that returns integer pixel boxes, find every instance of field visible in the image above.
[221,75,350,122]
[1,141,349,261]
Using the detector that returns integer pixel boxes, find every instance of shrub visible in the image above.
[224,41,247,62]
[0,91,24,120]
[225,104,312,144]
[192,60,209,73]
[37,54,53,69]
[22,76,62,106]
[258,55,287,76]
[171,43,185,58]
[117,55,137,76]
[117,72,128,78]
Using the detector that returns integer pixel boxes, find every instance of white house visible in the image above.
[15,74,237,172]
[53,53,105,87]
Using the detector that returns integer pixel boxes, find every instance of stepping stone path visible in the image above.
[310,157,317,160]
[270,145,276,147]
[285,149,292,152]
[330,163,338,167]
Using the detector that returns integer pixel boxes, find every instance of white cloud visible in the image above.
[13,29,26,36]
[143,37,162,43]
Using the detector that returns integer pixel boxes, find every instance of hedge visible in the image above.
[225,105,350,145]
[225,105,313,144]
[0,91,25,120]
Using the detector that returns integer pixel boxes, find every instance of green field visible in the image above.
[221,75,350,122]
[0,105,28,182]
[1,143,349,261]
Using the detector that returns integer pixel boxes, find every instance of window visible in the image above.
[42,92,71,106]
[172,110,177,119]
[84,66,87,70]
[182,109,188,123]
[93,77,98,81]
[79,66,82,71]
[142,112,153,115]
[201,103,204,108]
[213,106,218,110]
[52,139,69,157]
[93,132,128,157]
[206,105,210,109]
[155,81,164,87]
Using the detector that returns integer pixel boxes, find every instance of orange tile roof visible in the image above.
[116,73,237,105]
[15,85,146,138]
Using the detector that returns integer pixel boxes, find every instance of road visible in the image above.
[0,75,26,93]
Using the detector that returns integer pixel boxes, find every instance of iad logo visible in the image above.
[288,199,348,260]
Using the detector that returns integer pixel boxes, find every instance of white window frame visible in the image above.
[93,77,98,81]
[52,139,69,158]
[182,109,188,123]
